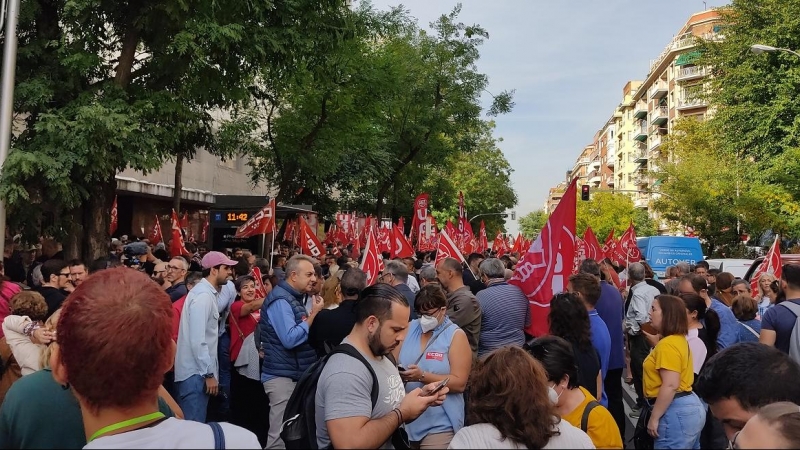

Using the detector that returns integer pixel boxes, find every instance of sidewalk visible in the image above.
[622,377,638,449]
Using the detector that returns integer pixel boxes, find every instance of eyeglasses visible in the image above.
[58,272,70,277]
[153,270,167,275]
[167,265,185,271]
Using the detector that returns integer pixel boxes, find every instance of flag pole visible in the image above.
[269,232,275,271]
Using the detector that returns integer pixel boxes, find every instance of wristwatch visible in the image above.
[202,373,214,379]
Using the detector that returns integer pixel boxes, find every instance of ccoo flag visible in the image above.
[234,199,276,238]
[750,236,782,294]
[510,178,577,337]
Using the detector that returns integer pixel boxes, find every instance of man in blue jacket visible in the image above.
[259,254,324,449]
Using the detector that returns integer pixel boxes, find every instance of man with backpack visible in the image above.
[286,284,447,449]
[760,264,800,361]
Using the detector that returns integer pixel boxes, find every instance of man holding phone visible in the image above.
[624,262,660,418]
[315,284,448,449]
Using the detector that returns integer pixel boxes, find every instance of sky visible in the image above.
[365,0,729,235]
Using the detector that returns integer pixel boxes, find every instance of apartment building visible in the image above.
[545,180,569,214]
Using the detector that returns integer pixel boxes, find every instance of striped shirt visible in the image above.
[476,279,531,357]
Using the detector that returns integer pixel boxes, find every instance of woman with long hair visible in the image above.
[757,273,777,315]
[644,295,706,449]
[549,292,602,399]
[679,293,720,374]
[398,284,471,448]
[714,272,735,307]
[320,273,342,310]
[735,402,800,449]
[449,346,593,449]
[229,275,269,446]
[50,268,259,448]
[527,335,623,448]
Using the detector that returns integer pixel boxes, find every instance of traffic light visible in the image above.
[581,185,590,201]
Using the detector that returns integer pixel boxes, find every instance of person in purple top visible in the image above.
[580,259,625,439]
[567,272,611,410]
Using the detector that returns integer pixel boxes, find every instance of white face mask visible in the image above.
[419,310,442,333]
[548,385,562,405]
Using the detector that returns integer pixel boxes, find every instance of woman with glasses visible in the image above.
[643,295,705,449]
[229,275,270,446]
[398,284,471,449]
[449,346,593,449]
[548,292,602,400]
[731,402,800,449]
[527,335,623,448]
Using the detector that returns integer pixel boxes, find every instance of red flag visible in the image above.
[583,227,602,262]
[435,229,470,271]
[613,223,642,267]
[251,267,269,299]
[493,231,507,257]
[284,219,297,245]
[180,211,190,230]
[751,236,782,294]
[392,225,414,258]
[169,209,191,257]
[602,230,621,263]
[411,194,430,240]
[149,215,163,246]
[397,217,406,237]
[377,224,391,254]
[299,217,324,258]
[510,179,577,337]
[573,236,587,274]
[109,196,118,236]
[200,215,209,243]
[457,191,467,234]
[417,215,437,252]
[234,199,276,239]
[360,225,384,286]
[511,233,524,254]
[477,221,488,253]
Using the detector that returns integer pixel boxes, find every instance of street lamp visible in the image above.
[750,44,800,59]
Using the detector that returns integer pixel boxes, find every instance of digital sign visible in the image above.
[212,211,251,223]
[227,212,249,222]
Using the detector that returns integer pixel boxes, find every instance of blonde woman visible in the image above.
[2,291,50,375]
[756,273,777,317]
[320,272,343,310]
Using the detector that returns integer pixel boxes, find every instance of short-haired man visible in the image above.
[731,279,751,298]
[272,255,287,281]
[380,260,417,320]
[664,261,691,295]
[624,262,660,416]
[309,268,368,357]
[315,284,448,448]
[174,251,238,422]
[678,273,738,349]
[35,259,71,319]
[165,256,190,302]
[259,254,324,449]
[68,259,88,288]
[402,257,420,294]
[436,257,482,359]
[580,258,625,435]
[418,265,437,288]
[151,261,170,289]
[475,258,529,357]
[760,264,800,356]
[568,272,611,409]
[242,250,255,269]
[695,342,800,440]
[463,253,486,295]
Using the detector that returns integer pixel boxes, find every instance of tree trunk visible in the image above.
[62,207,84,260]
[82,177,117,261]
[390,182,399,223]
[173,152,184,214]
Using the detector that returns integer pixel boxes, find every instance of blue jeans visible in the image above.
[217,331,232,418]
[655,393,706,449]
[176,374,209,423]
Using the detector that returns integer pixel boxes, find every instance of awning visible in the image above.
[675,50,702,66]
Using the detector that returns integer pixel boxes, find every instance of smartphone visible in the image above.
[640,322,657,335]
[422,377,450,397]
[397,365,407,372]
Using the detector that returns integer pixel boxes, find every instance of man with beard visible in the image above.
[315,284,448,449]
[259,255,324,448]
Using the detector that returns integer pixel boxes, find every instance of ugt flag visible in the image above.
[510,179,577,337]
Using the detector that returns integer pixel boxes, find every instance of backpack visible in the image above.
[778,302,800,364]
[580,400,600,433]
[281,343,379,450]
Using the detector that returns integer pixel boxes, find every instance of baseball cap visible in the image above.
[201,251,238,269]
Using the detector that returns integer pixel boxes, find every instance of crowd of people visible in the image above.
[0,235,799,449]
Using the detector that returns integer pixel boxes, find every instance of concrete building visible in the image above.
[613,80,648,208]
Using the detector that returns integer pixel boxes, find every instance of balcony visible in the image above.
[633,121,648,141]
[606,155,615,168]
[591,157,601,169]
[633,101,648,120]
[674,33,696,51]
[649,133,662,151]
[634,150,648,164]
[634,175,649,187]
[589,171,602,185]
[649,81,668,99]
[606,176,615,186]
[634,197,649,208]
[677,96,708,110]
[577,157,590,165]
[676,65,708,82]
[650,105,668,125]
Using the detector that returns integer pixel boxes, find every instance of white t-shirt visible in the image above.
[448,420,595,449]
[83,418,260,449]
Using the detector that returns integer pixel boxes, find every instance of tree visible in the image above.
[576,191,655,243]
[700,0,800,207]
[519,210,548,239]
[0,0,352,259]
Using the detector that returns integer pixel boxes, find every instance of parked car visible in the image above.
[706,259,754,279]
[743,254,800,282]
[637,236,704,278]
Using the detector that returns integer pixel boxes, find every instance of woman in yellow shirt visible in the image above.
[643,295,706,449]
[527,335,623,449]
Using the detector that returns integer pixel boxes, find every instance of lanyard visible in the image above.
[88,412,166,442]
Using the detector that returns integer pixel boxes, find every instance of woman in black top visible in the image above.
[548,292,602,399]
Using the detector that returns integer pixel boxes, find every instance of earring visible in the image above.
[61,382,70,390]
